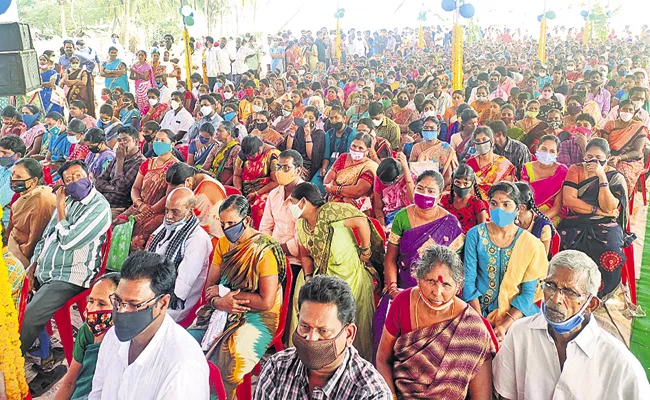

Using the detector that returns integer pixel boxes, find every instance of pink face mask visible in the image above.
[541,91,553,99]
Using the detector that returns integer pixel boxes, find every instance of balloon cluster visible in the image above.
[334,8,345,19]
[537,10,556,22]
[179,5,195,26]
[581,9,612,21]
[441,0,475,19]
[0,0,11,15]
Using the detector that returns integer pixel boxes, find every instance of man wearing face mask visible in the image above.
[488,121,531,179]
[187,95,223,143]
[603,86,650,129]
[424,77,452,116]
[586,70,611,117]
[89,252,210,399]
[161,91,195,142]
[20,160,111,353]
[146,187,212,322]
[0,135,26,227]
[494,251,649,400]
[368,102,401,151]
[254,275,392,399]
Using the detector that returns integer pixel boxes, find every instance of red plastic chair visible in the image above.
[235,257,293,400]
[622,244,637,305]
[17,276,30,332]
[629,156,650,215]
[550,233,561,257]
[481,317,500,353]
[208,360,228,400]
[224,186,242,197]
[53,228,112,365]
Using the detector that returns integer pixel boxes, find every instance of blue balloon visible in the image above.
[580,10,589,17]
[537,15,543,22]
[459,3,475,19]
[441,0,456,12]
[0,0,11,15]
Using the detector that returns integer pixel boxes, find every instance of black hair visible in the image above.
[291,182,326,207]
[586,137,610,156]
[460,108,478,123]
[488,181,521,205]
[99,104,114,117]
[449,164,482,201]
[83,127,105,144]
[117,125,140,141]
[219,194,251,217]
[199,122,215,135]
[14,157,43,181]
[376,158,402,184]
[147,88,161,98]
[303,105,320,119]
[368,101,384,117]
[21,104,41,117]
[298,275,356,325]
[220,121,236,137]
[279,149,304,169]
[416,169,444,192]
[58,159,89,178]
[538,134,560,149]
[257,110,271,122]
[123,93,139,109]
[159,128,176,142]
[352,132,373,148]
[0,134,26,156]
[515,182,552,224]
[356,117,374,131]
[68,118,87,134]
[165,162,197,185]
[120,251,178,306]
[241,135,263,157]
[198,94,216,105]
[1,105,21,119]
[142,121,160,132]
[487,120,508,136]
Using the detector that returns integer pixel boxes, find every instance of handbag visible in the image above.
[106,215,135,271]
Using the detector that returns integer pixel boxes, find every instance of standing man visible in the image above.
[214,37,234,90]
[232,37,256,85]
[204,36,219,90]
[315,30,328,67]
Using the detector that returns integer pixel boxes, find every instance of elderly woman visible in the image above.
[203,121,241,186]
[271,99,297,141]
[409,116,457,187]
[233,136,279,229]
[466,127,516,198]
[558,138,632,298]
[8,158,56,267]
[515,99,543,133]
[250,111,284,148]
[600,100,648,195]
[188,195,286,399]
[285,106,326,181]
[116,129,179,250]
[463,182,548,341]
[323,133,378,211]
[376,245,493,400]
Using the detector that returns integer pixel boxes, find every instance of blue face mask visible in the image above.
[156,81,163,88]
[152,141,172,156]
[422,130,438,141]
[215,82,223,88]
[199,136,211,145]
[490,207,517,227]
[542,298,592,334]
[223,218,246,243]
[376,77,384,83]
[223,111,236,121]
[22,113,40,128]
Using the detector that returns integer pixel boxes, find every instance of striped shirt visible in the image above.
[253,347,392,400]
[32,188,111,288]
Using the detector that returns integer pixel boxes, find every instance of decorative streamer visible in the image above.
[452,24,463,91]
[538,15,547,64]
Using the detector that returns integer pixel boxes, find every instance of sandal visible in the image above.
[29,365,67,397]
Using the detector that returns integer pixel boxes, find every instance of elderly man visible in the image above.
[494,250,649,399]
[254,275,392,399]
[146,187,212,321]
[21,160,111,352]
[89,252,209,399]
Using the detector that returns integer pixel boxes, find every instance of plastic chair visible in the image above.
[549,233,561,257]
[481,317,500,353]
[629,155,650,215]
[53,228,112,365]
[17,276,30,332]
[622,244,637,305]
[208,360,228,400]
[235,257,293,400]
[224,186,242,197]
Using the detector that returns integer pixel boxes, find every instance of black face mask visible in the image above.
[452,184,472,198]
[113,297,162,342]
[256,122,269,131]
[10,178,32,193]
[144,135,154,143]
[397,99,409,108]
[331,121,343,131]
[585,159,607,166]
[88,146,101,154]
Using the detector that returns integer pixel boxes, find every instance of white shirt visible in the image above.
[599,105,650,129]
[214,46,233,75]
[89,314,210,400]
[204,46,219,77]
[159,85,171,105]
[149,224,213,322]
[161,107,194,140]
[233,46,255,75]
[424,91,452,116]
[493,314,649,400]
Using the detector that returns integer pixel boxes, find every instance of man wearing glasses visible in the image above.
[89,251,209,399]
[493,250,649,399]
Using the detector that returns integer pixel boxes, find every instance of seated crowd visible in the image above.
[2,30,650,400]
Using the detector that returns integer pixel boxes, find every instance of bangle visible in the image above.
[336,185,343,195]
[599,182,609,188]
[591,205,598,215]
[360,244,371,252]
[304,272,314,279]
[289,134,295,138]
[506,311,515,321]
[306,140,313,144]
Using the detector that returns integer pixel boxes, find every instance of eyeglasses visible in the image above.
[275,164,295,172]
[110,293,162,312]
[541,281,588,302]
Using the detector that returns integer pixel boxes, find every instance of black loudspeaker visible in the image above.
[0,23,34,52]
[0,50,42,96]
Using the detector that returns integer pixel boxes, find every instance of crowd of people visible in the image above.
[1,23,650,399]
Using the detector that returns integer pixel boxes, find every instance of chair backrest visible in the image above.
[369,217,387,246]
[276,257,293,338]
[481,317,500,353]
[94,227,113,283]
[224,186,242,197]
[550,233,561,257]
[17,276,30,332]
[207,360,227,400]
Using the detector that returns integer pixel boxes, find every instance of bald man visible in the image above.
[146,187,213,321]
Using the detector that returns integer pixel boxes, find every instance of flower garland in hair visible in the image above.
[0,207,28,400]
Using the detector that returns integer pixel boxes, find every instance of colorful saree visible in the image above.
[411,141,458,180]
[467,155,516,199]
[103,58,129,92]
[237,147,280,229]
[387,106,418,133]
[65,68,95,117]
[291,202,384,361]
[327,153,378,211]
[40,69,63,114]
[204,140,241,184]
[604,120,648,194]
[133,62,155,111]
[521,162,568,223]
[194,234,286,398]
[392,305,491,400]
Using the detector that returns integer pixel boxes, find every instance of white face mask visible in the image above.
[620,111,634,122]
[423,110,436,118]
[282,109,291,117]
[170,100,181,110]
[289,201,304,219]
[349,149,365,161]
[223,92,233,100]
[67,135,80,144]
[567,65,575,71]
[477,96,488,102]
[200,105,213,117]
[148,98,158,106]
[633,100,644,110]
[252,105,264,113]
[372,118,382,127]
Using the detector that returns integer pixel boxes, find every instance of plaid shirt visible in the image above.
[95,151,146,208]
[493,137,531,179]
[558,138,584,166]
[253,347,392,400]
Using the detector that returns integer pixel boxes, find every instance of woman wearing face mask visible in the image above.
[323,133,378,210]
[188,195,285,398]
[120,93,142,129]
[409,116,457,188]
[372,154,416,228]
[600,100,648,195]
[66,118,91,161]
[83,128,115,178]
[8,158,56,267]
[54,273,120,400]
[1,105,27,137]
[563,95,584,128]
[61,56,96,118]
[440,164,488,233]
[129,50,155,112]
[514,182,555,255]
[187,123,217,169]
[443,90,466,124]
[385,90,418,134]
[345,88,372,128]
[271,99,297,140]
[479,98,505,125]
[203,122,241,186]
[558,138,631,298]
[537,84,557,107]
[523,107,562,153]
[116,129,179,250]
[244,96,267,133]
[466,127,516,198]
[286,106,326,181]
[375,170,464,353]
[376,245,493,400]
[233,136,279,229]
[139,88,167,126]
[96,104,122,149]
[39,52,63,115]
[21,104,46,157]
[515,99,543,133]
[521,135,568,223]
[288,182,384,361]
[463,181,549,342]
[222,83,236,103]
[251,110,283,149]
